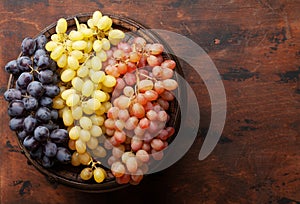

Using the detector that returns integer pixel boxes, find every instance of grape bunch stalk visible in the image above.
[4,34,72,168]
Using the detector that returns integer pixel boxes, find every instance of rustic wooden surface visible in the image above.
[0,0,300,203]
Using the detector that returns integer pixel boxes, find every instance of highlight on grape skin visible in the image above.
[4,10,179,186]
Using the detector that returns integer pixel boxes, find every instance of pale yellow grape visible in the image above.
[90,115,105,126]
[50,45,64,60]
[75,139,86,154]
[102,75,116,87]
[87,19,95,28]
[52,97,65,109]
[101,86,113,93]
[84,40,93,53]
[80,28,93,38]
[93,168,105,183]
[59,86,66,95]
[80,129,91,142]
[82,103,94,115]
[56,18,67,34]
[92,10,102,25]
[69,30,84,41]
[92,90,107,102]
[108,29,125,45]
[96,49,107,61]
[71,152,81,166]
[92,146,107,158]
[50,34,60,42]
[87,98,101,110]
[87,136,98,149]
[78,152,91,165]
[79,116,93,130]
[69,126,81,140]
[61,89,76,100]
[96,83,103,90]
[90,71,105,84]
[101,38,110,51]
[82,80,94,97]
[66,93,80,107]
[91,56,102,71]
[71,77,84,92]
[61,69,76,82]
[72,40,87,50]
[93,40,102,52]
[105,92,110,101]
[121,151,135,164]
[138,80,154,92]
[71,106,83,120]
[62,108,74,126]
[102,101,112,112]
[90,125,103,137]
[67,55,79,70]
[57,53,67,68]
[45,41,58,52]
[97,16,112,31]
[79,23,88,29]
[70,50,83,60]
[77,65,89,78]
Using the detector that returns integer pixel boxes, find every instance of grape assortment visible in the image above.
[4,10,179,187]
[4,34,71,168]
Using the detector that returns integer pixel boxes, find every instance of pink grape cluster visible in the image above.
[100,37,178,185]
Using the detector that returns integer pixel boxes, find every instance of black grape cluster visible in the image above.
[4,35,71,168]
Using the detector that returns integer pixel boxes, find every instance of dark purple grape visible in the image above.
[17,72,33,89]
[56,147,71,164]
[37,70,53,84]
[9,117,24,131]
[8,100,25,117]
[17,56,32,72]
[15,82,27,94]
[17,130,28,140]
[23,115,38,133]
[22,37,36,56]
[44,85,60,98]
[42,155,54,168]
[35,107,51,122]
[41,122,59,132]
[50,129,68,143]
[4,89,22,102]
[44,141,57,157]
[27,81,44,98]
[39,96,53,107]
[35,35,47,50]
[23,97,38,111]
[52,73,60,84]
[23,136,39,151]
[36,55,51,69]
[34,126,49,142]
[50,110,58,120]
[49,60,58,72]
[30,146,43,159]
[5,60,20,75]
[33,49,47,64]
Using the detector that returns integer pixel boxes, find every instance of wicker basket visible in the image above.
[8,13,184,192]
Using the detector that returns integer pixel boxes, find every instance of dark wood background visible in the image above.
[0,0,299,203]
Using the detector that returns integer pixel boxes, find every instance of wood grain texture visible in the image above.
[0,0,299,203]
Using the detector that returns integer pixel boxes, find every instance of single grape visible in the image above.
[23,115,37,133]
[23,136,40,151]
[56,147,71,164]
[93,168,105,183]
[9,117,24,131]
[21,37,36,56]
[44,141,57,157]
[17,130,28,140]
[35,107,51,122]
[44,85,60,98]
[4,89,21,102]
[80,167,93,180]
[35,35,47,50]
[39,96,53,108]
[23,97,38,111]
[17,72,33,89]
[38,70,54,84]
[50,129,69,143]
[34,126,50,142]
[27,81,45,98]
[30,146,43,159]
[17,56,32,72]
[5,60,20,75]
[8,100,25,117]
